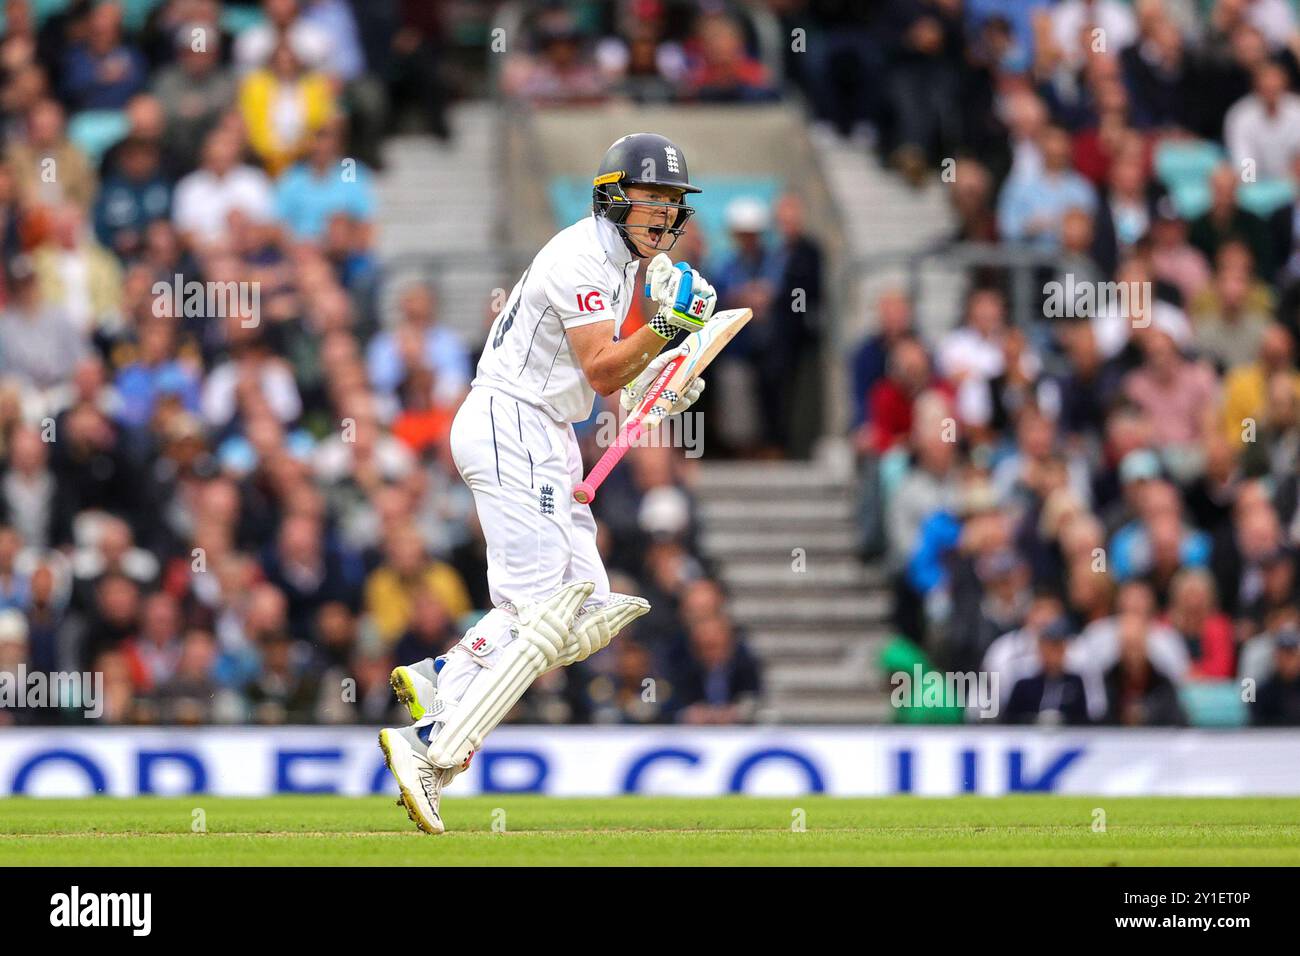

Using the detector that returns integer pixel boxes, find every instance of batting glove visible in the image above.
[621,346,707,415]
[644,253,717,334]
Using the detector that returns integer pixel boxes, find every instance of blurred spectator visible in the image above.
[93,136,172,261]
[233,0,332,75]
[171,129,274,250]
[858,336,944,457]
[365,281,468,405]
[6,98,97,211]
[122,589,183,692]
[153,629,222,724]
[0,254,88,399]
[261,511,361,641]
[1001,617,1091,725]
[391,590,457,669]
[501,9,607,104]
[383,0,451,140]
[151,21,235,174]
[585,638,672,724]
[1189,164,1276,281]
[850,288,916,428]
[887,0,967,183]
[1194,242,1276,360]
[682,12,775,103]
[1102,610,1187,726]
[711,196,784,453]
[981,592,1066,704]
[937,286,1010,434]
[1149,197,1212,304]
[1120,6,1194,130]
[768,194,825,456]
[61,1,146,111]
[997,125,1097,250]
[363,526,470,645]
[1092,140,1155,273]
[673,613,761,724]
[597,8,687,105]
[1165,568,1236,679]
[113,317,202,429]
[275,118,374,241]
[32,203,123,335]
[0,426,63,549]
[946,539,1031,671]
[1049,0,1137,71]
[200,320,302,430]
[887,401,961,573]
[946,158,999,243]
[1109,480,1212,585]
[1253,627,1300,725]
[1224,60,1300,182]
[245,633,319,723]
[1122,317,1217,454]
[0,608,32,725]
[238,40,335,176]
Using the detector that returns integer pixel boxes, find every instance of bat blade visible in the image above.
[572,308,752,504]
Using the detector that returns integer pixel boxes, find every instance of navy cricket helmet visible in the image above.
[592,132,700,254]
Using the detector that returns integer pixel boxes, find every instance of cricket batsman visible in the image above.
[378,133,719,833]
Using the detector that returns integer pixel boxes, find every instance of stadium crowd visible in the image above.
[851,0,1300,727]
[14,0,1300,733]
[0,0,765,728]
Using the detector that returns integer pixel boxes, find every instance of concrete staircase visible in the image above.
[809,127,964,346]
[375,103,521,342]
[693,444,894,723]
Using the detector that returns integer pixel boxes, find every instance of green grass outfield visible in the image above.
[2,796,1299,866]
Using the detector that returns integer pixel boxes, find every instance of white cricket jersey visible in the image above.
[473,214,641,423]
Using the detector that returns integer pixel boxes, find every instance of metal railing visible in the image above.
[825,242,1069,434]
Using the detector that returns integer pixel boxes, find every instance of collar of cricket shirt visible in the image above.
[592,213,638,268]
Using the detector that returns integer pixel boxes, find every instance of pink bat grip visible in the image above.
[572,418,646,504]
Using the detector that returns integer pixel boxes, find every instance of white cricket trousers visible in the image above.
[449,384,609,610]
[431,385,610,721]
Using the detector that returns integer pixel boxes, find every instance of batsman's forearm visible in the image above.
[586,325,670,395]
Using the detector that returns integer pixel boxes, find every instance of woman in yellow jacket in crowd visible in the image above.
[239,40,336,177]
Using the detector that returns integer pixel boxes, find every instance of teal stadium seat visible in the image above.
[1178,681,1249,727]
[30,0,69,27]
[68,110,129,164]
[119,0,163,33]
[1238,178,1296,217]
[1153,139,1224,220]
[221,5,266,35]
[548,176,784,257]
[1198,0,1300,13]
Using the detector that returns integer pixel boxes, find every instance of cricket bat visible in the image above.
[573,307,752,505]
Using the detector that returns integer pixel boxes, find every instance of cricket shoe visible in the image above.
[378,725,451,835]
[390,656,445,722]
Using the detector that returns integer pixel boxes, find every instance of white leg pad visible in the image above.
[551,593,651,670]
[425,580,593,769]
